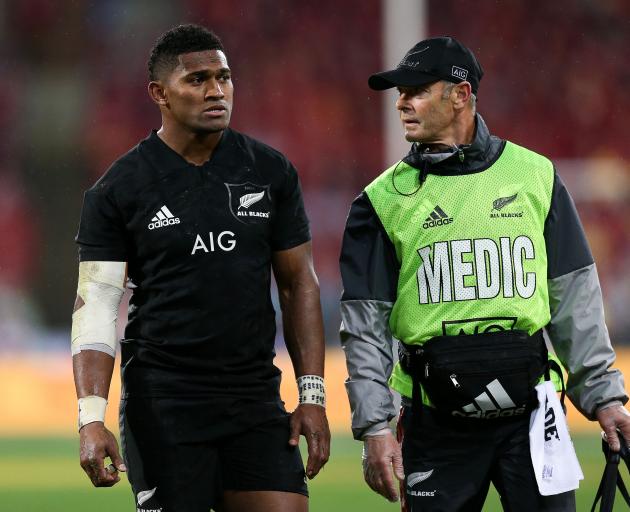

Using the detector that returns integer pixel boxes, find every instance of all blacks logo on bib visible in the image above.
[225,182,271,225]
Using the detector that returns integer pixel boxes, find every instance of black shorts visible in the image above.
[120,396,307,512]
[397,405,576,512]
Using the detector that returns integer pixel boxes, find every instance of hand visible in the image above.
[79,422,127,487]
[362,431,404,502]
[288,404,330,479]
[596,404,630,452]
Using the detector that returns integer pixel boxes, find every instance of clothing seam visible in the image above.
[361,191,402,269]
[548,261,596,281]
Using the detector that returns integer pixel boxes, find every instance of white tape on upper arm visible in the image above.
[71,261,126,357]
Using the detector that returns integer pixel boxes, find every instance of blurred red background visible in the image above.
[0,0,628,353]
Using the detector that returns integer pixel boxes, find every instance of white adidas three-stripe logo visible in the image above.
[462,379,516,412]
[451,378,527,419]
[148,205,181,230]
[151,205,175,222]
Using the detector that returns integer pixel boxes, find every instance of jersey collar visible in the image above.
[140,128,238,176]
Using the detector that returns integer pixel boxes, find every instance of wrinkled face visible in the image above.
[395,81,455,143]
[161,49,233,133]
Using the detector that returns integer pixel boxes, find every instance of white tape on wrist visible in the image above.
[78,395,107,431]
[297,375,325,407]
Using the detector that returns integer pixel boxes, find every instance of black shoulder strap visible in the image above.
[591,430,630,511]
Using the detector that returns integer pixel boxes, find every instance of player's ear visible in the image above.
[452,82,472,111]
[148,81,168,107]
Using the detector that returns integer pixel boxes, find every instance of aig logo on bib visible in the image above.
[225,182,271,225]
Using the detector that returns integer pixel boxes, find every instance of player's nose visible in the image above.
[205,79,225,99]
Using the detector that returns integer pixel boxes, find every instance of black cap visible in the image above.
[368,36,483,94]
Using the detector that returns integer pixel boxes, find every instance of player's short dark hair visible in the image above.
[148,24,224,81]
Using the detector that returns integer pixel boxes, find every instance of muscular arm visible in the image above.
[73,345,115,399]
[272,241,324,376]
[71,261,127,486]
[272,241,330,478]
[73,349,125,486]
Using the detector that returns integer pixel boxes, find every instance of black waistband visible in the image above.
[399,329,545,371]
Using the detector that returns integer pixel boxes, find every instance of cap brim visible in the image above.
[368,68,440,90]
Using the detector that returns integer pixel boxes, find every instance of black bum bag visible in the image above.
[399,330,548,420]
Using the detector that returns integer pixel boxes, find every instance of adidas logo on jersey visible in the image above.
[148,206,180,230]
[422,205,453,229]
[451,378,526,419]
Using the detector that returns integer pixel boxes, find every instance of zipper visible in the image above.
[428,355,534,369]
[433,361,530,376]
[424,362,429,379]
[450,374,461,388]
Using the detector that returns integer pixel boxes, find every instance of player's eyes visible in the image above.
[398,86,425,96]
[187,73,230,85]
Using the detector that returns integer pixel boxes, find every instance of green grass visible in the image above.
[0,434,625,511]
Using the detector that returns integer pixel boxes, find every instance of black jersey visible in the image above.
[76,129,310,399]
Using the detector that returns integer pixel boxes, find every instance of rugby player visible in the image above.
[72,24,329,512]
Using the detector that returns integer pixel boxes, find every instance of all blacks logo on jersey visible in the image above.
[225,182,271,225]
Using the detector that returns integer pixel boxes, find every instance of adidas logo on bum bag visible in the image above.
[451,378,526,419]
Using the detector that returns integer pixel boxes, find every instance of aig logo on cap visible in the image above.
[452,66,468,80]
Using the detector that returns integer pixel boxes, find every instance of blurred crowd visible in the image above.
[0,0,629,350]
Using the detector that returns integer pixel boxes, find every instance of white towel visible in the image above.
[529,381,584,495]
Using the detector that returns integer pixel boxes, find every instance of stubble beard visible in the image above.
[192,114,231,135]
